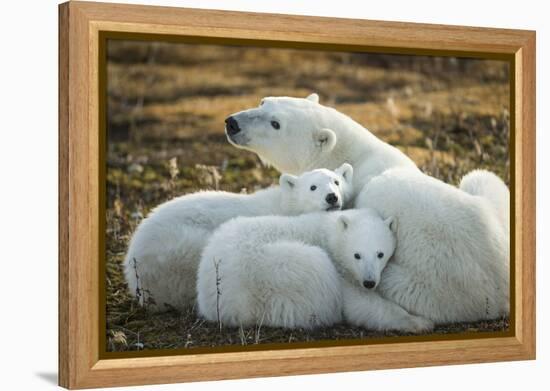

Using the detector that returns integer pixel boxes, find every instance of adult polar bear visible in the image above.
[225,93,418,199]
[225,93,509,324]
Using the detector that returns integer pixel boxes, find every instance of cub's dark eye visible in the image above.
[310,185,317,191]
[260,100,265,106]
[377,252,384,259]
[271,120,280,129]
[354,253,361,260]
[334,180,340,186]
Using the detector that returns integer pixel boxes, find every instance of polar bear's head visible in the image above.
[224,93,344,174]
[279,163,353,214]
[330,209,396,290]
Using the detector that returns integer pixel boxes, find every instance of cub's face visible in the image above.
[279,163,353,214]
[224,94,336,174]
[335,210,397,290]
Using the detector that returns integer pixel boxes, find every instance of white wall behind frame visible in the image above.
[0,0,545,390]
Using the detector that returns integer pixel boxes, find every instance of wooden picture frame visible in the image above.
[59,1,536,389]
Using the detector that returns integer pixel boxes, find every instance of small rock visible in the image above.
[127,163,143,174]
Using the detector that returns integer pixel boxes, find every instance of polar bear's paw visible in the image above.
[398,314,434,334]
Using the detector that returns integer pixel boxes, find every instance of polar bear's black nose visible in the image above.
[225,116,241,136]
[325,193,338,205]
[363,280,376,289]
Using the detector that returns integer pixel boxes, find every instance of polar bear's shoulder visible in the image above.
[362,167,464,201]
[209,214,285,240]
[356,168,495,239]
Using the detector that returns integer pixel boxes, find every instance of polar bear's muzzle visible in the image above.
[224,115,250,146]
[363,280,376,289]
[225,116,241,136]
[325,192,342,211]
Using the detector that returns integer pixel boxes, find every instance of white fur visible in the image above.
[123,164,353,312]
[355,168,509,323]
[228,94,510,324]
[197,209,433,332]
[226,95,418,201]
[460,169,510,233]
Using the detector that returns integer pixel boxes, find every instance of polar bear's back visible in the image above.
[459,169,510,232]
[358,168,497,233]
[357,168,508,263]
[126,191,258,265]
[197,217,342,328]
[204,213,324,256]
[146,190,268,230]
[356,168,509,322]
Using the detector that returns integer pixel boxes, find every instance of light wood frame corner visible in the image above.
[59,1,536,389]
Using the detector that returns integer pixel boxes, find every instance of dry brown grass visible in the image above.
[105,40,510,353]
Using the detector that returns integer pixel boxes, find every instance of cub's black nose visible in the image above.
[363,280,376,289]
[225,116,241,136]
[325,193,338,205]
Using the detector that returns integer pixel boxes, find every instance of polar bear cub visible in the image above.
[197,209,433,332]
[124,163,353,312]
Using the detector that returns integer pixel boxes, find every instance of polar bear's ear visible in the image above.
[337,215,350,230]
[314,128,337,151]
[279,173,297,190]
[385,216,397,234]
[335,163,353,183]
[306,93,319,103]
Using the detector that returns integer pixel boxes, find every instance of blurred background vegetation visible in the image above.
[106,40,510,352]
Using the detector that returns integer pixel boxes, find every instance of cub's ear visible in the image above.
[306,93,319,103]
[337,215,350,230]
[384,216,397,234]
[314,128,337,151]
[335,163,353,183]
[279,173,298,190]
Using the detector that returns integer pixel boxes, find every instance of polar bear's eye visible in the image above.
[260,99,265,106]
[271,120,280,130]
[354,253,361,260]
[310,185,317,191]
[377,252,384,259]
[334,180,340,186]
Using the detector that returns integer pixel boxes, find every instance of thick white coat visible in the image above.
[123,165,353,311]
[460,169,510,234]
[197,209,433,332]
[227,94,510,324]
[355,168,509,323]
